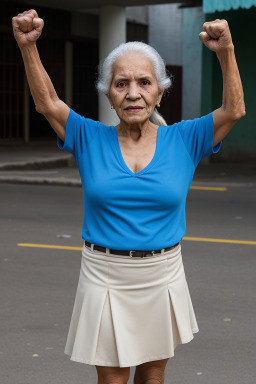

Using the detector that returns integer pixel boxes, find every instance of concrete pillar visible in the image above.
[99,6,126,125]
[65,41,73,107]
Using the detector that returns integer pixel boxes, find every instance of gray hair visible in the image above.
[96,41,172,126]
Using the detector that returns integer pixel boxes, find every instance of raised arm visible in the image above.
[199,19,246,147]
[12,9,69,141]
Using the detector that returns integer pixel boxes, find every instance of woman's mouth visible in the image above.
[124,106,144,113]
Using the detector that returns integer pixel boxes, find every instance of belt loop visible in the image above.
[91,243,94,251]
[106,248,110,255]
[161,248,164,255]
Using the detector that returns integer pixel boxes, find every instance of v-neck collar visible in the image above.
[111,125,162,177]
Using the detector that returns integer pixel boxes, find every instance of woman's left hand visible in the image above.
[199,19,233,52]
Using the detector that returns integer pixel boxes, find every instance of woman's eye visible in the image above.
[142,80,150,86]
[117,82,126,87]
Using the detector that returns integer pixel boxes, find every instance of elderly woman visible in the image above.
[13,9,245,384]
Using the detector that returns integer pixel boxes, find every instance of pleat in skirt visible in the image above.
[64,243,199,367]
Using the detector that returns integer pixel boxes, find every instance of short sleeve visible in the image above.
[177,112,221,167]
[57,109,99,160]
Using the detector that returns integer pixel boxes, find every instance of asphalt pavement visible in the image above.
[0,140,256,384]
[1,182,255,384]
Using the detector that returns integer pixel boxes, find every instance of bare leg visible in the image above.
[134,358,169,384]
[95,365,130,384]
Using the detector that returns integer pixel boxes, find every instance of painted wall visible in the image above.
[71,11,99,38]
[148,4,183,66]
[182,6,204,120]
[148,4,204,121]
[126,6,148,24]
[202,8,256,161]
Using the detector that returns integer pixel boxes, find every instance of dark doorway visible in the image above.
[29,37,66,139]
[159,65,182,126]
[29,37,99,137]
[72,39,99,119]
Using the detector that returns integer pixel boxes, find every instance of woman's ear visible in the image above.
[158,89,165,104]
[106,94,113,108]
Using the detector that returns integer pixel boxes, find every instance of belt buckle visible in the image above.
[129,250,155,258]
[130,250,143,258]
[129,250,135,258]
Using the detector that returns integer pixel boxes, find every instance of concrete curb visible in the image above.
[0,176,81,187]
[1,176,255,188]
[0,155,74,171]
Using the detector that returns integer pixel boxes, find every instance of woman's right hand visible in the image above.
[12,9,44,48]
[12,9,69,141]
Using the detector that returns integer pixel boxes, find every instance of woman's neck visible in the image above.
[115,120,158,141]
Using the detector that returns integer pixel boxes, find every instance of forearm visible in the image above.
[217,47,246,120]
[20,43,59,114]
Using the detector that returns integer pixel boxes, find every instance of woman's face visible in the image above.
[108,52,164,127]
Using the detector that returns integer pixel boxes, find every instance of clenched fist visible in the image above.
[12,9,44,47]
[199,19,233,52]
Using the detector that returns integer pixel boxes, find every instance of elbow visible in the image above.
[35,104,44,115]
[35,100,56,117]
[240,106,246,118]
[35,102,49,115]
[224,104,246,122]
[233,106,246,121]
[234,98,246,121]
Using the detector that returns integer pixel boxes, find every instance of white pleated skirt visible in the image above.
[64,243,199,367]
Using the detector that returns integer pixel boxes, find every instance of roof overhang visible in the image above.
[203,0,256,13]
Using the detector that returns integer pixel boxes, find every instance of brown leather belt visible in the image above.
[85,241,180,258]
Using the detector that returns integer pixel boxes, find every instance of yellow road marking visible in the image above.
[17,243,82,251]
[190,186,227,191]
[17,236,256,251]
[183,237,256,245]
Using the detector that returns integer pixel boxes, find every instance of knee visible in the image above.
[134,371,164,384]
[99,373,130,384]
[135,378,164,384]
[96,367,130,384]
[143,380,163,384]
[134,357,168,384]
[101,379,128,384]
[98,375,128,384]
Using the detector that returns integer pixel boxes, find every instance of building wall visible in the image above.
[148,4,183,124]
[1,2,150,141]
[0,1,70,140]
[126,6,149,43]
[126,6,148,25]
[182,6,204,120]
[148,4,183,66]
[148,4,204,121]
[202,8,256,161]
[71,11,99,39]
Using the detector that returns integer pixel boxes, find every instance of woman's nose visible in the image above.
[126,84,140,99]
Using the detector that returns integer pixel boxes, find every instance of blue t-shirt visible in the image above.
[58,109,221,250]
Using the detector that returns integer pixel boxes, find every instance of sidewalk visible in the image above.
[1,140,256,186]
[0,141,80,186]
